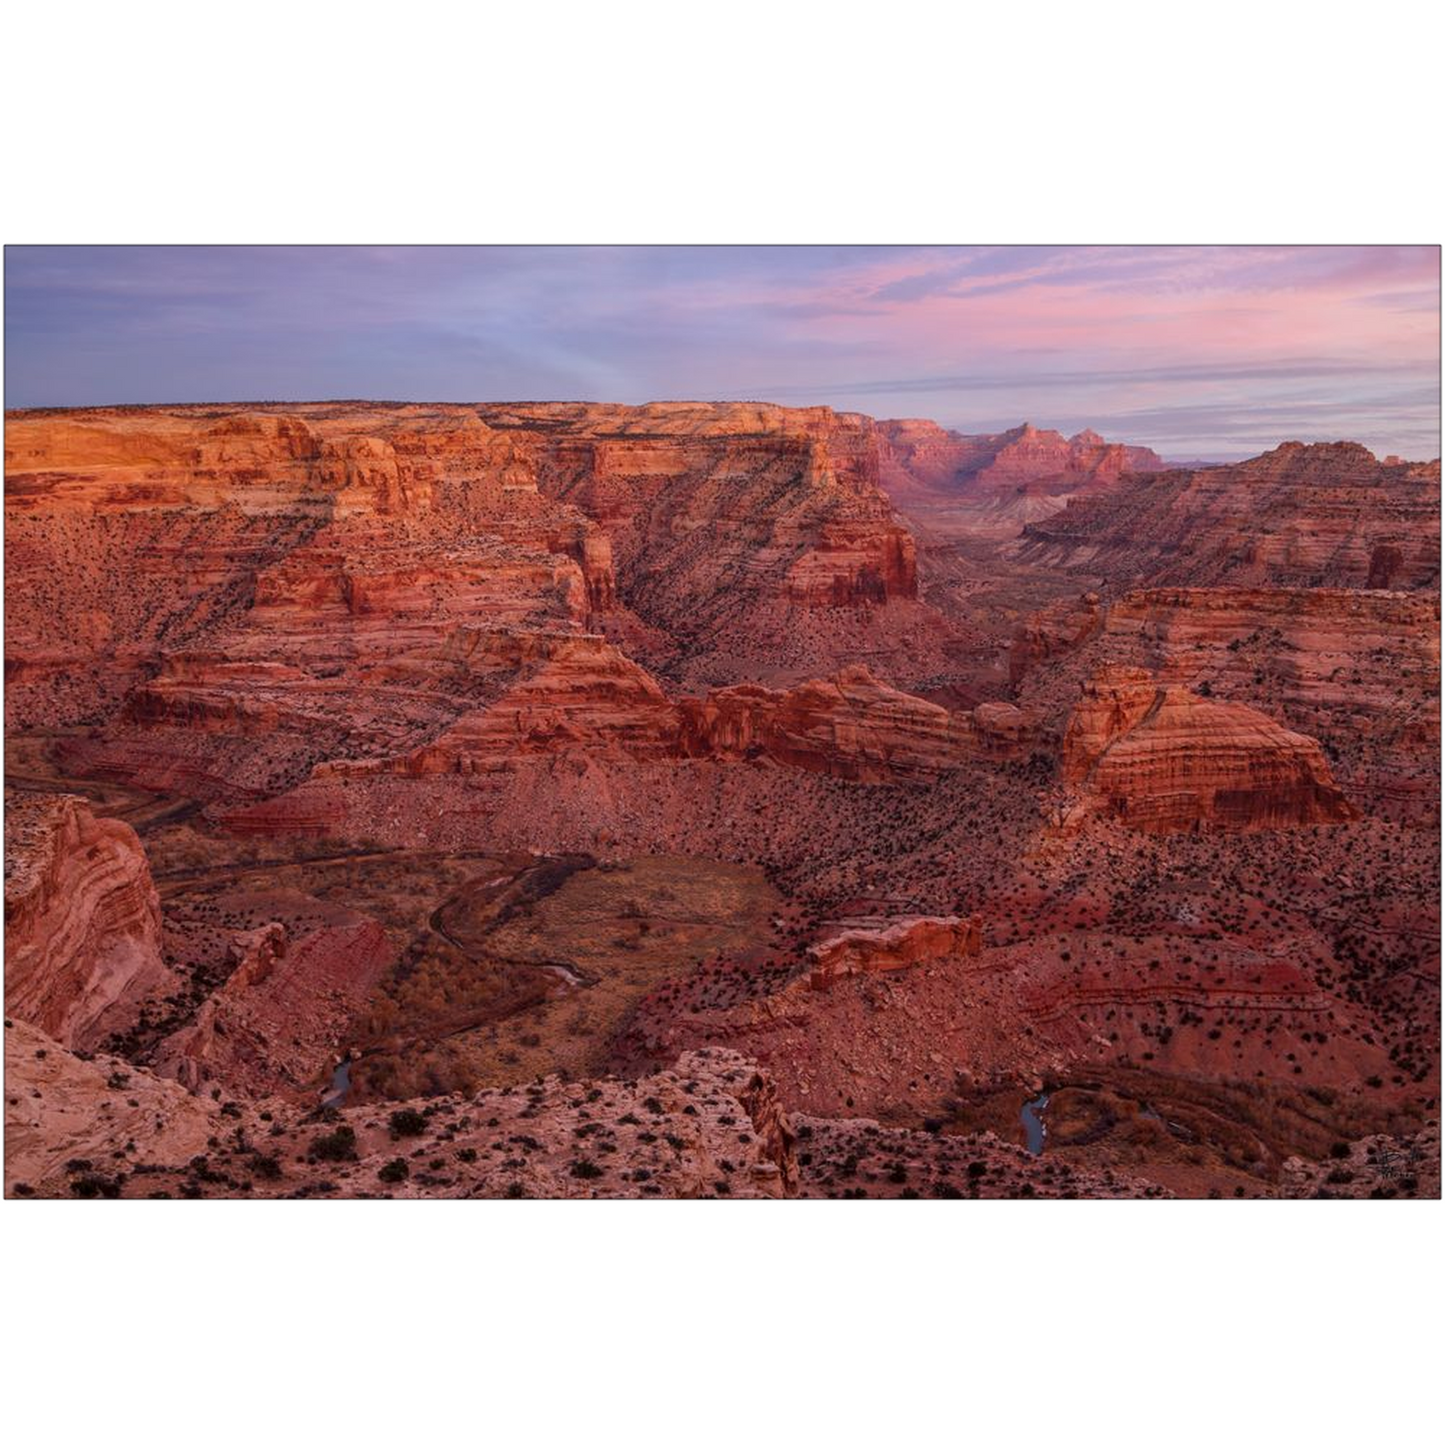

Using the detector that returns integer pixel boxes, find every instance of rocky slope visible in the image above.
[4,795,174,1048]
[152,910,396,1098]
[214,653,1045,841]
[4,1017,219,1193]
[5,1022,1168,1200]
[1016,442,1441,589]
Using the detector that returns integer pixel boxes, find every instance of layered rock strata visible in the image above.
[4,794,174,1048]
[1017,442,1441,589]
[807,913,983,988]
[1060,667,1357,832]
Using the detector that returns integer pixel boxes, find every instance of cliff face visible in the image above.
[878,419,1166,536]
[1061,667,1358,832]
[4,405,619,732]
[1017,442,1441,589]
[7,402,946,792]
[6,400,916,619]
[505,403,922,670]
[4,795,174,1048]
[317,628,684,778]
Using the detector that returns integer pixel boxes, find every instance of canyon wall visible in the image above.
[1016,442,1441,589]
[4,794,174,1048]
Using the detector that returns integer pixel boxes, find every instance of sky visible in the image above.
[4,244,1439,461]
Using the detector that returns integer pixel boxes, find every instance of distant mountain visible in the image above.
[877,419,1167,537]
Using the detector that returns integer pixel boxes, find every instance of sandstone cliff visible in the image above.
[1010,585,1440,823]
[7,401,958,792]
[4,794,175,1048]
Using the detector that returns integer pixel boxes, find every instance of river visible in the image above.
[1020,1090,1050,1155]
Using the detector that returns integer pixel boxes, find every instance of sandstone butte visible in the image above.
[1060,666,1358,832]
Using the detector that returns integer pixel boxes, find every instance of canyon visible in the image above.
[4,401,1438,1200]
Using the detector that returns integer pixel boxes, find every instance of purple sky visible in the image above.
[5,245,1439,460]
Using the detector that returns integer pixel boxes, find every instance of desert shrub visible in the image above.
[389,1108,427,1139]
[310,1126,357,1162]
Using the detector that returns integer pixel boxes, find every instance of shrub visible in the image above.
[389,1108,427,1139]
[309,1126,357,1162]
[378,1159,410,1185]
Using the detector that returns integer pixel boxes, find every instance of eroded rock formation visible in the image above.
[1010,586,1441,822]
[152,913,396,1097]
[4,795,174,1049]
[3,1018,218,1194]
[679,665,1012,780]
[808,913,983,988]
[1060,667,1357,832]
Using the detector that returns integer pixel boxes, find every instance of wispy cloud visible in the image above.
[4,244,1439,459]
